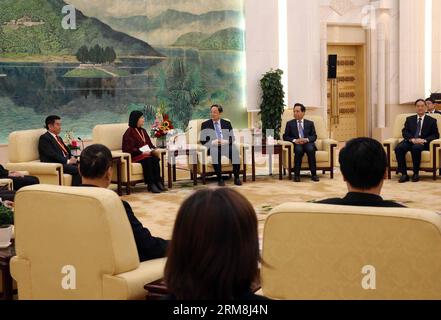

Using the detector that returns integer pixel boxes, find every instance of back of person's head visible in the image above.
[164,188,259,300]
[45,115,60,130]
[339,137,386,190]
[79,144,113,179]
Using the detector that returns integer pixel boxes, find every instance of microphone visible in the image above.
[78,137,85,151]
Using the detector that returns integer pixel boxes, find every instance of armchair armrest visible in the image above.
[6,162,62,175]
[322,139,338,153]
[429,139,441,153]
[0,178,13,190]
[103,258,166,300]
[383,138,399,149]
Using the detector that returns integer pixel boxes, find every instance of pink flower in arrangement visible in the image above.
[71,140,78,147]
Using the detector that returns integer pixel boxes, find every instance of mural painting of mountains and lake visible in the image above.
[0,0,246,143]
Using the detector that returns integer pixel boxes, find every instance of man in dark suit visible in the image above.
[200,104,242,187]
[283,103,319,182]
[425,98,441,115]
[38,115,81,186]
[395,99,440,183]
[318,137,405,207]
[79,144,168,262]
[0,164,39,190]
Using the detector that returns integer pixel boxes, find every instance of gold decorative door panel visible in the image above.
[327,45,366,142]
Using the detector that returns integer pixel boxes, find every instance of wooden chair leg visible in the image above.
[330,168,334,179]
[126,183,131,195]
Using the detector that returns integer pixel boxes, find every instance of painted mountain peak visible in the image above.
[102,9,243,47]
[0,0,163,57]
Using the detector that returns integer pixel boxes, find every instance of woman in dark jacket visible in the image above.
[122,111,165,193]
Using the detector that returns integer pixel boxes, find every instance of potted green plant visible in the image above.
[0,204,13,247]
[259,69,286,140]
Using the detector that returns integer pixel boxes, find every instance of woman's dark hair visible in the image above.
[339,137,386,190]
[79,144,113,179]
[293,103,306,113]
[45,115,61,130]
[128,110,144,128]
[211,104,224,113]
[415,99,426,106]
[164,188,260,300]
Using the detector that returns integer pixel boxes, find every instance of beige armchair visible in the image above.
[6,129,72,186]
[261,202,441,300]
[278,110,338,178]
[11,185,165,300]
[184,119,247,184]
[92,123,166,194]
[383,113,441,180]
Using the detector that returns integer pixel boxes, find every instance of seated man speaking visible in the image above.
[318,137,405,207]
[200,104,242,187]
[79,144,168,262]
[283,103,319,182]
[38,115,81,186]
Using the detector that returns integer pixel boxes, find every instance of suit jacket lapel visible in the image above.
[292,120,299,139]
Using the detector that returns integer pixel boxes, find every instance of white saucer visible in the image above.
[0,241,12,249]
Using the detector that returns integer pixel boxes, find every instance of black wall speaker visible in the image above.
[328,54,337,79]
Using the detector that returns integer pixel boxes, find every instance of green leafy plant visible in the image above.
[0,205,14,226]
[259,69,285,139]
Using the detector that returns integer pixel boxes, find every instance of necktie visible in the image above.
[415,118,422,138]
[56,136,68,156]
[298,121,304,139]
[214,121,222,140]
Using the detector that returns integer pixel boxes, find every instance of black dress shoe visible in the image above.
[234,178,242,186]
[412,174,420,182]
[293,175,301,182]
[311,175,320,182]
[398,175,410,183]
[155,181,167,192]
[148,184,161,193]
[218,179,226,187]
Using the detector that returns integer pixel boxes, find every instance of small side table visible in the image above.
[251,143,291,181]
[111,156,123,196]
[167,147,198,189]
[0,241,15,300]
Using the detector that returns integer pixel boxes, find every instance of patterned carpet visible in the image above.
[120,167,441,241]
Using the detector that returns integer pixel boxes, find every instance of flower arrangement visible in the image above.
[64,129,80,151]
[151,103,174,139]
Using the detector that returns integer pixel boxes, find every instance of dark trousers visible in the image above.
[395,140,430,175]
[139,157,161,185]
[11,175,39,191]
[209,144,240,180]
[0,190,15,201]
[63,164,82,186]
[294,143,317,176]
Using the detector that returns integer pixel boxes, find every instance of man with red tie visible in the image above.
[38,115,82,186]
